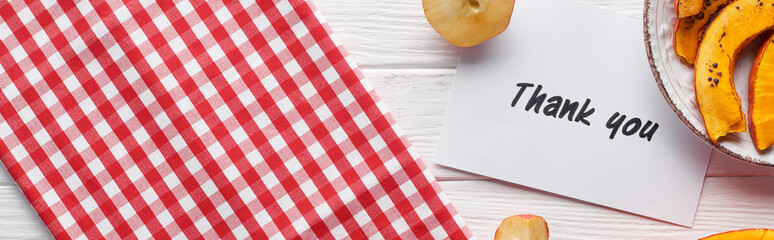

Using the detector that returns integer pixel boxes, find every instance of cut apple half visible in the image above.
[494,214,549,240]
[423,0,515,47]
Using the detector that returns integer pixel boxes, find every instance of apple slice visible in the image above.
[699,229,774,240]
[494,214,549,240]
[423,0,515,47]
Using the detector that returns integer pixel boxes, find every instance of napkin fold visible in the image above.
[0,0,470,238]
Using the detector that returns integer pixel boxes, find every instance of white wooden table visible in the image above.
[4,0,774,239]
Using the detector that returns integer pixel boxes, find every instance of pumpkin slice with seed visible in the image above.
[694,0,774,144]
[674,0,733,64]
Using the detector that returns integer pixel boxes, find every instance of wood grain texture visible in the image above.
[0,186,53,240]
[707,150,774,176]
[443,177,774,240]
[312,0,643,69]
[0,164,13,186]
[3,0,774,239]
[4,177,774,239]
[313,0,459,69]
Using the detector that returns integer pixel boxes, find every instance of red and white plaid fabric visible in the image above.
[0,0,471,239]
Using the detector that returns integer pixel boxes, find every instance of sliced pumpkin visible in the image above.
[674,0,733,64]
[750,34,774,150]
[694,0,774,144]
[699,229,774,240]
[676,0,703,18]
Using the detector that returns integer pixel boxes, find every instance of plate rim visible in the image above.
[642,0,774,167]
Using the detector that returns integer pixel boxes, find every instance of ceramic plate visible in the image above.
[643,0,774,166]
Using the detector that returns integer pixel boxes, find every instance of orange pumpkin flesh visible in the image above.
[694,0,774,144]
[676,0,703,18]
[699,229,774,240]
[674,0,733,64]
[749,34,774,150]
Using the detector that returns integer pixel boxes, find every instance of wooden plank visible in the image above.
[361,69,488,180]
[313,0,460,69]
[312,0,644,69]
[0,165,13,186]
[442,177,774,239]
[0,186,52,239]
[707,150,774,177]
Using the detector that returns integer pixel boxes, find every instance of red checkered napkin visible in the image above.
[0,0,471,239]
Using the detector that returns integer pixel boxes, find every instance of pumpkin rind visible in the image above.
[699,229,774,240]
[676,0,703,18]
[694,0,774,144]
[674,0,733,64]
[749,35,774,150]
